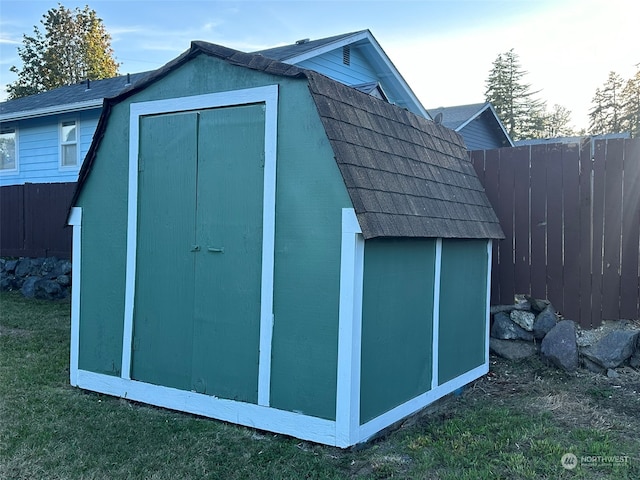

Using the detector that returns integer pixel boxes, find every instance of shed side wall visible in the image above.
[438,239,489,384]
[360,238,436,424]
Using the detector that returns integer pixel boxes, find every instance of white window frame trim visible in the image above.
[0,125,19,174]
[59,118,80,170]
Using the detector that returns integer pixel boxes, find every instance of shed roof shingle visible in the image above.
[71,41,503,240]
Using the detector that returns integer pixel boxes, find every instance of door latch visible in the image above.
[190,245,200,252]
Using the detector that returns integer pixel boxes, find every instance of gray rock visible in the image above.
[491,311,534,341]
[20,276,40,298]
[606,368,619,378]
[56,274,71,287]
[629,351,640,369]
[510,310,536,331]
[15,258,33,278]
[525,296,551,313]
[3,259,18,274]
[541,320,579,372]
[33,278,65,300]
[490,338,538,361]
[582,329,639,369]
[582,356,606,374]
[533,305,557,340]
[40,257,59,278]
[490,304,515,315]
[0,273,18,291]
[51,259,72,277]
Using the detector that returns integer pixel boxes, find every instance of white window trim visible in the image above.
[0,125,19,175]
[59,118,80,170]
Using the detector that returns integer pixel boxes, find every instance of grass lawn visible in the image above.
[1,290,638,479]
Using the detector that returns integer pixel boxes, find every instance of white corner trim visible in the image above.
[335,208,364,448]
[68,207,82,387]
[258,86,279,407]
[358,362,489,444]
[122,85,280,397]
[431,238,442,390]
[75,369,338,446]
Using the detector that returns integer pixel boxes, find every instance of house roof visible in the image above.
[0,72,149,121]
[254,30,430,119]
[72,41,503,240]
[427,102,514,147]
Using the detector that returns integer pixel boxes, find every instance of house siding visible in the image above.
[0,109,100,186]
[459,112,506,150]
[297,47,378,88]
[360,238,436,423]
[76,55,352,420]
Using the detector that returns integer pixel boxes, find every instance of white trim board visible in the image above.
[68,207,82,387]
[75,369,338,446]
[122,86,279,405]
[335,208,364,448]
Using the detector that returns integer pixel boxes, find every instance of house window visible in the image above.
[0,127,17,171]
[60,120,79,167]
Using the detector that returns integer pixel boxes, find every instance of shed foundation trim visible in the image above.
[75,369,338,446]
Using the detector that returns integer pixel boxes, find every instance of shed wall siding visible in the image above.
[76,55,352,420]
[360,238,436,424]
[437,239,489,384]
[1,110,100,186]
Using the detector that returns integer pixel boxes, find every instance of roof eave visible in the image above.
[0,98,104,122]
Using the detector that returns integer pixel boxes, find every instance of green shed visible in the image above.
[67,41,504,447]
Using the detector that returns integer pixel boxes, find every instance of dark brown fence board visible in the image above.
[470,150,485,185]
[0,182,74,259]
[483,149,501,305]
[620,139,640,319]
[546,145,565,315]
[513,147,531,295]
[602,140,625,319]
[529,145,548,299]
[561,144,581,322]
[497,148,516,303]
[474,138,640,327]
[0,185,25,256]
[588,141,606,326]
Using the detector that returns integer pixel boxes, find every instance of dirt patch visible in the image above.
[464,355,640,443]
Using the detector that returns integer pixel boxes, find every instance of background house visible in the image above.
[428,102,513,150]
[68,40,503,448]
[0,73,147,258]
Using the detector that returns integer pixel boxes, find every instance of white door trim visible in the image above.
[122,86,279,408]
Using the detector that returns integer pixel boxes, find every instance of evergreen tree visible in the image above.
[7,4,119,99]
[484,49,545,140]
[588,71,625,135]
[542,104,575,138]
[621,68,640,137]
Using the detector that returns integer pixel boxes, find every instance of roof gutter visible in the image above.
[0,98,104,122]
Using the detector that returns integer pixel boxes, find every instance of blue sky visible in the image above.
[0,0,636,130]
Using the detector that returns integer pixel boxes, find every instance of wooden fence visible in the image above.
[0,182,75,259]
[471,138,640,328]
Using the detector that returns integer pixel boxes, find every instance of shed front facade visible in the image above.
[68,42,503,447]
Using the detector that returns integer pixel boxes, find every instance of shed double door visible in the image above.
[131,104,266,403]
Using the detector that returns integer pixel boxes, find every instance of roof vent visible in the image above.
[343,45,351,66]
[296,38,310,45]
[434,112,443,125]
[85,79,91,91]
[125,73,131,86]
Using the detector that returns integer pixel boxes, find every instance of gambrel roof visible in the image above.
[73,41,503,240]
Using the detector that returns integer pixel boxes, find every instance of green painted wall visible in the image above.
[76,54,352,419]
[360,238,436,424]
[438,239,489,384]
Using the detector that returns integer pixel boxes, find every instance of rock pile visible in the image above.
[490,295,640,375]
[0,257,71,300]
